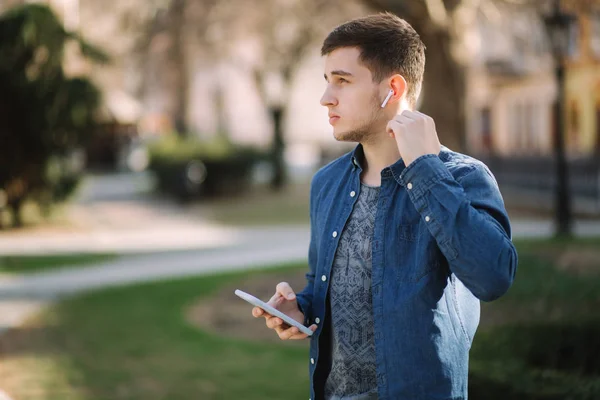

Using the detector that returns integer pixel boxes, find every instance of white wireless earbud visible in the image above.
[381,89,394,108]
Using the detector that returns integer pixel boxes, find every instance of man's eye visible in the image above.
[338,78,348,83]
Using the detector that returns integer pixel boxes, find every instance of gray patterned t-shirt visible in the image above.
[324,183,380,400]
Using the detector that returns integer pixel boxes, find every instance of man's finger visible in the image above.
[268,292,280,304]
[266,316,284,329]
[288,324,319,340]
[400,110,419,120]
[396,114,414,125]
[276,282,296,300]
[289,324,318,340]
[386,120,403,137]
[414,110,431,121]
[253,307,273,319]
[277,325,300,340]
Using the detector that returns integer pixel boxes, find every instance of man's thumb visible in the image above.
[276,282,296,300]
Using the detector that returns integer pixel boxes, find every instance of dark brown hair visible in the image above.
[321,12,426,106]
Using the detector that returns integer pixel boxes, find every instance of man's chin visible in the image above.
[333,129,360,143]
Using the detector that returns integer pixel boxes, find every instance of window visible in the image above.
[569,100,580,153]
[591,10,600,58]
[480,107,493,153]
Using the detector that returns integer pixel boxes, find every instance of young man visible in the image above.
[253,12,518,400]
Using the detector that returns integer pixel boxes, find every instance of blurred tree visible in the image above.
[0,4,107,228]
[132,0,220,137]
[136,0,364,189]
[361,0,486,152]
[197,0,365,189]
[246,0,365,189]
[362,0,600,152]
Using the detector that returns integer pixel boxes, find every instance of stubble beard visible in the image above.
[334,91,384,145]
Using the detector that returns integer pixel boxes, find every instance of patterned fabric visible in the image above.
[324,183,380,399]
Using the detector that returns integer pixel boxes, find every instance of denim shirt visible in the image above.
[296,144,518,400]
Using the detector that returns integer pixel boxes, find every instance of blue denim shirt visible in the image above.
[296,144,518,400]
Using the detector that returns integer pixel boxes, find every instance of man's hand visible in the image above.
[386,110,441,168]
[252,282,317,340]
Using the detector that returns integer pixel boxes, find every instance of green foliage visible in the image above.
[0,253,117,274]
[148,134,238,162]
[0,4,107,227]
[0,264,310,399]
[470,321,600,399]
[469,238,600,399]
[148,135,268,201]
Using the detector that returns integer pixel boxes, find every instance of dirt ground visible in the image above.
[185,269,310,347]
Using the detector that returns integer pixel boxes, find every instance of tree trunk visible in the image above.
[359,0,468,152]
[170,0,188,135]
[270,106,286,190]
[418,27,466,152]
[215,83,229,140]
[10,198,23,228]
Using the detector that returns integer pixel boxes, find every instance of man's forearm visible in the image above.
[400,155,518,302]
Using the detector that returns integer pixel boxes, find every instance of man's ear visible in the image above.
[388,74,407,104]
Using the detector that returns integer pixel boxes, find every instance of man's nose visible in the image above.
[320,87,337,107]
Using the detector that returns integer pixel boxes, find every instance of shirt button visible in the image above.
[332,231,338,238]
[425,216,431,222]
[311,358,315,364]
[315,317,320,324]
[321,275,327,282]
[350,191,356,197]
[407,183,413,190]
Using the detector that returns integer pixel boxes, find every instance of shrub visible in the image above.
[0,4,106,228]
[147,135,267,201]
[469,320,600,399]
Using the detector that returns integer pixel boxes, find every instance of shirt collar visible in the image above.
[350,143,403,177]
[350,143,451,176]
[351,144,364,170]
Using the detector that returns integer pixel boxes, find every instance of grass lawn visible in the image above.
[0,238,599,399]
[0,264,310,400]
[192,181,546,227]
[192,182,310,226]
[0,253,117,274]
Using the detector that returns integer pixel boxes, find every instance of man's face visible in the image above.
[321,47,387,143]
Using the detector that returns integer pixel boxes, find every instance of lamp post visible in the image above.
[543,0,576,238]
[263,71,287,190]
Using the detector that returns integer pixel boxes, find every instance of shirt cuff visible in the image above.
[295,295,311,326]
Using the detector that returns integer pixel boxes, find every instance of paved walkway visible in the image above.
[2,171,600,338]
[3,217,600,256]
[3,218,600,334]
[0,225,310,332]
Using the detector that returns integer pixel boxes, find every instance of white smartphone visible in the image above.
[234,289,314,336]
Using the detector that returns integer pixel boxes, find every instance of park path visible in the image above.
[2,171,600,335]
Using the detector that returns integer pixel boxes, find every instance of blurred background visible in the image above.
[0,0,599,399]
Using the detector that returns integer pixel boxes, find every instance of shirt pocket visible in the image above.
[394,222,440,283]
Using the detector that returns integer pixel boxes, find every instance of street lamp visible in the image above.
[543,0,577,237]
[263,70,287,190]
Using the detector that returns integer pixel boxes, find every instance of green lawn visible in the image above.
[0,264,310,400]
[196,182,310,226]
[471,237,600,399]
[0,253,117,274]
[0,238,599,399]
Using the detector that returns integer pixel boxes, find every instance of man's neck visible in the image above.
[359,134,402,187]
